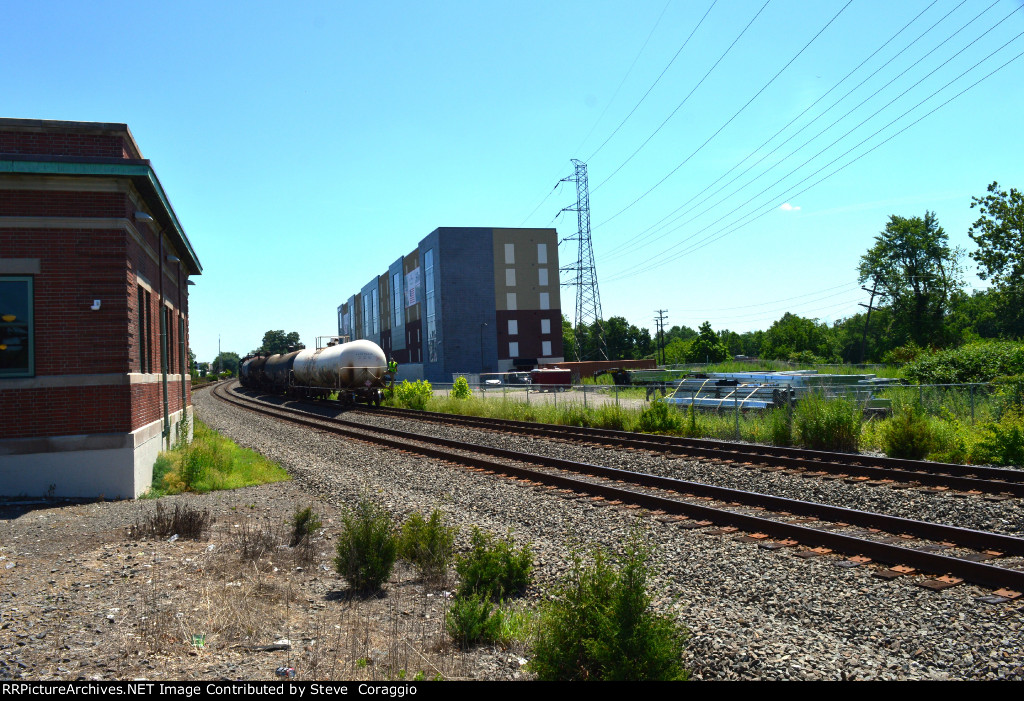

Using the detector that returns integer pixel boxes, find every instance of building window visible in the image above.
[509,341,519,357]
[542,340,552,357]
[508,319,518,335]
[504,243,515,264]
[537,243,547,264]
[506,292,517,311]
[538,268,548,286]
[425,248,437,363]
[372,288,379,335]
[539,292,550,310]
[505,268,516,286]
[541,318,551,335]
[137,285,152,373]
[393,272,403,328]
[0,276,34,377]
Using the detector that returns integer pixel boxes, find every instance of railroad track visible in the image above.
[213,381,1024,597]
[344,404,1024,498]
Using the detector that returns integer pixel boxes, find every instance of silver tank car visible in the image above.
[292,339,387,398]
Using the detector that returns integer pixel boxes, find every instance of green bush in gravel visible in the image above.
[394,380,433,410]
[529,535,689,681]
[399,509,458,581]
[637,397,682,434]
[290,505,323,547]
[334,500,398,593]
[455,527,532,600]
[881,401,933,460]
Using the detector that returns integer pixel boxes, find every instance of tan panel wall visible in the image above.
[403,249,421,324]
[491,228,560,312]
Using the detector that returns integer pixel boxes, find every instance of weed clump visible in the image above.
[445,592,501,648]
[455,527,532,601]
[637,398,682,434]
[972,409,1024,467]
[398,510,458,582]
[290,505,323,547]
[881,403,933,460]
[394,380,433,410]
[794,393,861,452]
[130,502,213,541]
[529,536,688,681]
[450,376,472,400]
[334,500,398,593]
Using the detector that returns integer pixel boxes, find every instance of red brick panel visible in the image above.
[1,226,131,375]
[0,131,131,159]
[130,379,188,430]
[0,385,132,437]
[0,190,133,219]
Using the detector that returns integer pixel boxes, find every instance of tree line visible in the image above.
[565,182,1022,365]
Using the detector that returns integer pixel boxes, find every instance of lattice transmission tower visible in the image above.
[559,159,607,360]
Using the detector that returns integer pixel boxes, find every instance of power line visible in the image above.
[602,8,1019,280]
[593,0,855,225]
[518,0,676,227]
[584,0,718,163]
[604,34,1024,283]
[602,0,946,258]
[610,0,1000,263]
[591,0,771,194]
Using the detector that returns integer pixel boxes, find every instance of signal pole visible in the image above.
[655,309,668,365]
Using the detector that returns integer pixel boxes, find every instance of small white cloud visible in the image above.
[779,202,801,211]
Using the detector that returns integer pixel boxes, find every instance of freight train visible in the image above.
[239,338,389,405]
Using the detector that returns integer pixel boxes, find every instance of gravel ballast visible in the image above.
[203,387,1024,680]
[2,386,1022,681]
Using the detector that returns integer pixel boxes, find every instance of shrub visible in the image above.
[637,398,682,434]
[450,376,472,400]
[395,380,433,410]
[903,341,1024,384]
[529,537,688,681]
[881,403,933,460]
[971,409,1024,467]
[334,500,398,592]
[593,404,631,431]
[290,505,323,547]
[794,393,861,452]
[399,510,458,581]
[455,527,533,600]
[445,593,502,649]
[765,408,793,446]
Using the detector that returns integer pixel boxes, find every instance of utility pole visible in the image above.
[655,309,668,366]
[558,159,607,361]
[858,283,879,364]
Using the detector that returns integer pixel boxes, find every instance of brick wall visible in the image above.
[0,384,132,437]
[0,130,133,159]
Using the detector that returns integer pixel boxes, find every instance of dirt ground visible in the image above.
[0,481,530,682]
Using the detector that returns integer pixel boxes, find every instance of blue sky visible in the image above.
[4,0,1022,361]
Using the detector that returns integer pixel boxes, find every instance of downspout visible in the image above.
[178,264,187,440]
[159,233,169,444]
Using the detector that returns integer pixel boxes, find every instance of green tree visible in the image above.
[858,211,963,347]
[258,330,304,355]
[211,351,240,375]
[968,182,1024,338]
[760,313,838,362]
[685,322,729,364]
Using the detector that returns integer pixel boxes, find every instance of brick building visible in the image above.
[337,227,563,383]
[0,118,201,498]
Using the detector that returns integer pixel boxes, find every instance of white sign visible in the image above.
[405,267,420,307]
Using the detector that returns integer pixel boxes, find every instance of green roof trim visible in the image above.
[0,158,202,275]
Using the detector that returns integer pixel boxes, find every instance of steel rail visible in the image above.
[353,404,1024,494]
[214,383,1024,591]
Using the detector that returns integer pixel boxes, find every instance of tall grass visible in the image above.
[146,419,290,497]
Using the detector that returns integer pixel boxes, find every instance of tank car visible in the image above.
[291,339,388,404]
[239,355,268,389]
[263,350,302,392]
